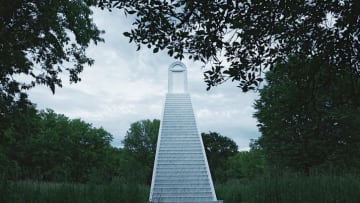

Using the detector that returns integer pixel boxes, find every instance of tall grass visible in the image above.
[1,178,149,203]
[216,173,360,203]
[2,173,359,203]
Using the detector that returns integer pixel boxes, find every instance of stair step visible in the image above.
[155,173,208,177]
[153,186,211,190]
[162,123,196,125]
[155,176,208,180]
[152,192,213,197]
[158,150,203,153]
[159,146,202,149]
[160,138,199,141]
[155,177,209,181]
[156,164,207,169]
[157,151,203,154]
[155,168,207,172]
[157,160,205,163]
[159,144,201,146]
[157,156,204,159]
[157,151,202,153]
[150,93,219,202]
[160,137,200,139]
[160,133,199,136]
[157,155,204,159]
[154,179,210,184]
[159,143,201,146]
[160,140,200,142]
[153,189,211,194]
[155,170,208,175]
[155,166,207,169]
[154,183,211,187]
[151,196,213,202]
[155,172,208,176]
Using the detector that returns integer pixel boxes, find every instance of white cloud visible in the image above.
[27,7,261,151]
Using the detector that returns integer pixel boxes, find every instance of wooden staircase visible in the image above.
[149,94,222,203]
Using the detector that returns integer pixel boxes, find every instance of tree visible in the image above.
[0,102,39,179]
[123,119,160,154]
[0,0,104,108]
[98,0,359,91]
[227,150,266,179]
[122,119,160,184]
[254,56,360,173]
[33,109,113,182]
[201,132,238,182]
[0,107,115,182]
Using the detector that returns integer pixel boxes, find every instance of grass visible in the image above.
[1,178,149,203]
[1,173,359,203]
[216,173,360,203]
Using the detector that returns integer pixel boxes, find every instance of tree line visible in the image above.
[0,103,264,185]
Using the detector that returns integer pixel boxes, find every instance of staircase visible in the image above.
[149,93,222,203]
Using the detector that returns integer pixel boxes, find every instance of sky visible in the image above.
[28,8,260,151]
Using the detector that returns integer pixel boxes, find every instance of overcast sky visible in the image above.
[28,8,260,151]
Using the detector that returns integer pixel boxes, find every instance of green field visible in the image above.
[216,173,360,203]
[1,178,149,203]
[2,173,359,203]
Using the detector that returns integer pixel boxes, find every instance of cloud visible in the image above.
[27,7,261,151]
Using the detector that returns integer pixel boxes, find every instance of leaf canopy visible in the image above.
[99,0,359,91]
[0,0,103,108]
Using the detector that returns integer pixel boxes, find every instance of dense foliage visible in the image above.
[98,0,359,91]
[123,119,160,154]
[1,106,359,202]
[201,132,238,182]
[0,105,116,182]
[1,109,249,184]
[254,56,360,173]
[0,0,103,110]
[122,119,160,184]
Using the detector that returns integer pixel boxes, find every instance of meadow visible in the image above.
[2,172,359,203]
[0,178,149,203]
[216,173,360,203]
